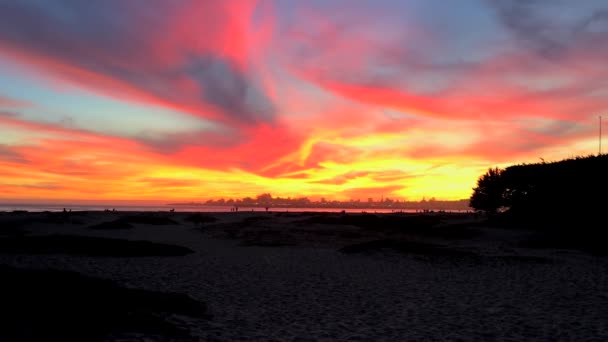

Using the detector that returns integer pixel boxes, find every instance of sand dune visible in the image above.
[0,211,606,341]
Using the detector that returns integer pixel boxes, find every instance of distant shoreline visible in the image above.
[0,204,472,213]
[167,200,471,212]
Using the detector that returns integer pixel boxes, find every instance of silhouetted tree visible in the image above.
[256,193,273,206]
[470,167,505,214]
[470,155,608,225]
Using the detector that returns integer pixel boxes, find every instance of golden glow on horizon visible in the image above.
[0,106,600,202]
[0,127,491,202]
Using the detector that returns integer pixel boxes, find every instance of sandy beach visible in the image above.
[1,210,607,341]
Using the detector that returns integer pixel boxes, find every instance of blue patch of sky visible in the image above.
[276,0,509,97]
[0,60,219,138]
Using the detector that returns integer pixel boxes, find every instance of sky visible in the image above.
[0,0,607,203]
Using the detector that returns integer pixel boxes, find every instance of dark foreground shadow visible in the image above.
[339,239,554,264]
[339,239,478,258]
[299,213,480,239]
[118,214,180,225]
[184,213,217,225]
[89,219,134,230]
[486,213,608,256]
[519,231,608,256]
[90,214,180,230]
[0,234,194,257]
[0,264,208,341]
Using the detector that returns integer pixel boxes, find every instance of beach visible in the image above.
[1,210,607,341]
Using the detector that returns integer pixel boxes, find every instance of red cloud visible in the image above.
[0,0,275,126]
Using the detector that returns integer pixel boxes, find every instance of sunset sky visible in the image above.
[0,0,606,203]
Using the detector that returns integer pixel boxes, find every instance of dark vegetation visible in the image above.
[0,234,194,257]
[205,212,479,248]
[10,210,29,214]
[120,214,179,225]
[205,215,291,246]
[298,213,479,239]
[0,264,208,341]
[470,155,608,254]
[89,214,179,230]
[241,215,273,226]
[470,154,607,218]
[36,211,88,224]
[89,219,133,230]
[184,213,217,225]
[299,213,440,228]
[0,211,88,227]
